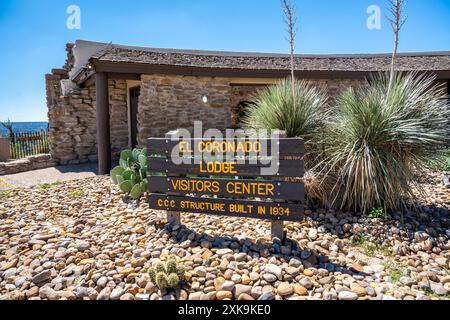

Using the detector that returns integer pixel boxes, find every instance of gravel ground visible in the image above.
[0,173,448,300]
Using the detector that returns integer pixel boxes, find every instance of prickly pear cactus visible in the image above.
[110,148,148,199]
[147,256,185,290]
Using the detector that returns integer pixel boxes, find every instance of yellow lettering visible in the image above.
[257,206,266,215]
[199,162,237,174]
[157,199,175,208]
[193,140,262,154]
[225,181,276,196]
[179,141,192,153]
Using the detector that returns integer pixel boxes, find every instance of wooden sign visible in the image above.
[149,194,304,222]
[147,133,305,225]
[147,138,304,158]
[148,157,304,177]
[148,176,305,201]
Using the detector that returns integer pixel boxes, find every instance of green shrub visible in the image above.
[242,79,329,161]
[0,189,13,199]
[323,72,450,213]
[69,188,85,198]
[110,148,148,199]
[38,181,62,190]
[369,208,385,219]
[148,256,185,290]
[428,149,450,172]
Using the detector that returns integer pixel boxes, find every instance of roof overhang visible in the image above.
[72,58,450,87]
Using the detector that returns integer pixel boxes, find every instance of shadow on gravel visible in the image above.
[297,202,449,243]
[130,186,447,271]
[156,221,368,277]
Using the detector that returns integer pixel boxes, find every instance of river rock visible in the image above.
[277,282,294,296]
[234,284,252,298]
[338,291,358,300]
[216,290,233,300]
[32,270,52,285]
[264,264,282,280]
[97,287,111,300]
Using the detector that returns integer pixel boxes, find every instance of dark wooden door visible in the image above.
[129,87,140,148]
[447,79,450,99]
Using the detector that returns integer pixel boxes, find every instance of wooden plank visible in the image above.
[147,138,304,157]
[148,194,304,222]
[148,176,304,201]
[148,157,304,177]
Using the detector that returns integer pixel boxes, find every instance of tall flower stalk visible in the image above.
[387,0,407,98]
[281,0,298,98]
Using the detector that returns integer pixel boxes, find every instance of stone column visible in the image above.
[0,137,11,162]
[95,72,111,175]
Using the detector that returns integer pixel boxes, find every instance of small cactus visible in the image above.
[176,265,186,280]
[155,262,166,274]
[148,268,156,283]
[166,257,177,274]
[148,257,185,290]
[156,272,168,289]
[167,273,180,288]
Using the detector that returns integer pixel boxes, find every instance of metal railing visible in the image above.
[9,130,49,159]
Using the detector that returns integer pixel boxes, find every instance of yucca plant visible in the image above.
[242,79,330,204]
[242,79,329,164]
[322,72,450,213]
[242,79,328,139]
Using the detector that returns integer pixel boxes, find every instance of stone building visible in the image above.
[46,40,450,174]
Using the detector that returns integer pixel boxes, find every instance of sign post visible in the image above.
[164,130,182,225]
[271,131,286,241]
[147,130,305,241]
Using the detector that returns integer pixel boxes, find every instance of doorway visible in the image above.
[129,87,140,149]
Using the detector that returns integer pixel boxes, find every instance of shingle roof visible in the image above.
[83,40,450,72]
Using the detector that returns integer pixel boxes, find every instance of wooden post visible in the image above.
[95,72,111,175]
[271,130,287,242]
[165,130,181,225]
[271,221,285,241]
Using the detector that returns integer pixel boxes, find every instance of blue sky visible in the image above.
[0,0,449,121]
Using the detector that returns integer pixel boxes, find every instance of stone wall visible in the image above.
[312,78,366,100]
[137,75,233,145]
[0,154,57,176]
[46,72,128,164]
[46,78,97,165]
